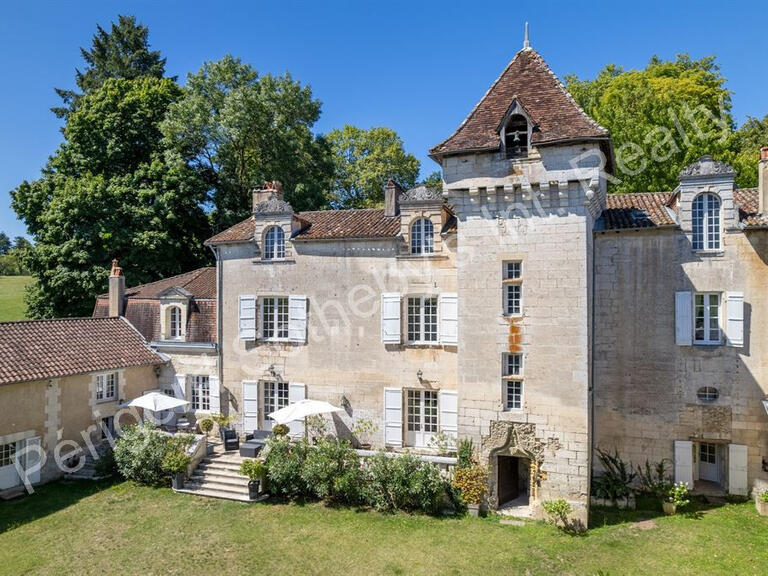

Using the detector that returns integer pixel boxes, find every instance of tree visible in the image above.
[0,232,10,255]
[162,55,333,230]
[53,15,167,118]
[327,125,420,208]
[565,55,733,194]
[730,115,768,188]
[12,77,209,318]
[422,171,443,193]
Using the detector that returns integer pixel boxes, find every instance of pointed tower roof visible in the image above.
[430,48,611,161]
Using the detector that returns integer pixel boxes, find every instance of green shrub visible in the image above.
[456,438,475,469]
[367,452,447,514]
[301,439,365,505]
[636,459,673,498]
[452,464,487,506]
[162,449,190,475]
[351,418,378,447]
[542,499,573,526]
[264,437,310,499]
[272,423,290,437]
[114,423,179,485]
[198,418,214,435]
[760,490,768,503]
[93,446,118,478]
[592,448,636,501]
[240,459,267,482]
[668,482,690,508]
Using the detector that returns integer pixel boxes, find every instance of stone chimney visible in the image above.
[108,259,125,317]
[252,180,284,211]
[384,179,403,217]
[760,147,768,215]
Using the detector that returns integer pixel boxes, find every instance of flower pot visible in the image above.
[467,504,480,517]
[662,501,676,515]
[248,480,261,500]
[756,499,768,516]
[171,472,185,490]
[206,443,215,456]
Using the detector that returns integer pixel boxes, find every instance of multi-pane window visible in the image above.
[503,353,523,410]
[503,261,523,316]
[407,296,438,344]
[190,375,211,411]
[697,386,719,403]
[262,296,289,340]
[692,193,721,251]
[699,442,716,464]
[0,442,16,467]
[96,372,117,402]
[264,226,286,260]
[263,381,289,424]
[694,292,721,345]
[169,306,182,339]
[410,218,434,255]
[406,389,438,446]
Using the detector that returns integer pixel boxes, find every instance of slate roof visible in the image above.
[0,317,164,386]
[430,48,610,158]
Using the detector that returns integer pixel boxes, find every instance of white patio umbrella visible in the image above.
[120,391,189,412]
[268,399,343,425]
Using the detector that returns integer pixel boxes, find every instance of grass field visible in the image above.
[1,481,767,575]
[0,275,32,321]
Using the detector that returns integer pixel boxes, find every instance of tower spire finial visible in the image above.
[523,22,530,50]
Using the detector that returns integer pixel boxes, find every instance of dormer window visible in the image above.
[264,226,285,260]
[168,305,183,339]
[504,114,529,159]
[410,218,434,255]
[692,193,721,251]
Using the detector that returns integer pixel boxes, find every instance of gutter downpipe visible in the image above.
[209,244,225,420]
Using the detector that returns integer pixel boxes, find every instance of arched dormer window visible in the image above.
[168,306,183,339]
[692,193,721,251]
[504,114,529,159]
[264,226,285,260]
[410,218,434,255]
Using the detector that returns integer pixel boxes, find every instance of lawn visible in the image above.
[1,482,767,575]
[0,275,32,321]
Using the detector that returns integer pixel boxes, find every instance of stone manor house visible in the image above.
[2,41,768,522]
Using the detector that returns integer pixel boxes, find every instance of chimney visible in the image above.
[108,259,125,317]
[384,179,403,217]
[760,147,768,215]
[252,180,283,211]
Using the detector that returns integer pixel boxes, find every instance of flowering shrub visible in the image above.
[452,464,487,506]
[668,482,690,508]
[114,423,189,485]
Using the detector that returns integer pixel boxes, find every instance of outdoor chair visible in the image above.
[240,430,272,458]
[220,427,239,451]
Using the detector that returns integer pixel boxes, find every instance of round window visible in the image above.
[697,386,719,402]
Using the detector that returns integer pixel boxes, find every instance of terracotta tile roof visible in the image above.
[206,218,256,245]
[97,267,216,300]
[430,48,609,158]
[601,193,677,230]
[0,317,164,386]
[734,188,768,227]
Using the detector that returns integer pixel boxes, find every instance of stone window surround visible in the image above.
[95,371,118,403]
[502,259,524,317]
[160,300,188,341]
[693,291,722,346]
[409,217,435,255]
[502,352,524,411]
[406,294,439,345]
[263,225,286,261]
[90,369,126,411]
[691,191,722,252]
[260,295,290,342]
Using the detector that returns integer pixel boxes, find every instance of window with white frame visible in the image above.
[694,292,721,345]
[262,296,289,340]
[96,372,117,402]
[410,218,434,255]
[692,193,721,251]
[407,296,438,344]
[168,305,183,339]
[264,226,286,260]
[0,442,16,467]
[503,261,523,316]
[263,381,289,428]
[406,389,438,447]
[503,353,523,410]
[190,375,211,411]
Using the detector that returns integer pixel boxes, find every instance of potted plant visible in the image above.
[163,448,191,490]
[352,417,378,450]
[756,490,768,516]
[272,423,290,438]
[663,481,690,515]
[199,417,214,437]
[240,459,267,500]
[452,463,488,517]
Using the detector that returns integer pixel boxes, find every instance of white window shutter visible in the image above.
[675,291,693,346]
[439,390,458,447]
[288,295,308,343]
[728,443,748,496]
[725,292,744,348]
[242,380,259,433]
[22,437,42,485]
[209,376,221,414]
[383,387,403,447]
[173,374,186,414]
[674,440,693,487]
[288,382,307,438]
[381,293,401,344]
[439,293,458,345]
[239,295,257,340]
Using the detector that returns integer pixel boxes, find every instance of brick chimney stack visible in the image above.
[760,147,768,215]
[252,180,284,211]
[384,179,403,217]
[108,259,125,317]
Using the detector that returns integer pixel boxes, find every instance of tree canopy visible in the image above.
[730,115,768,188]
[0,233,10,256]
[327,125,420,208]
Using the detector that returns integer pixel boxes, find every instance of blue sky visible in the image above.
[1,0,766,239]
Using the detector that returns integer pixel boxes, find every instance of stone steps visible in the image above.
[174,448,262,503]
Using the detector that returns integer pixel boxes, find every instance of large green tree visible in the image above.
[0,233,10,256]
[53,15,167,118]
[730,115,768,188]
[327,125,420,208]
[12,77,209,318]
[566,55,733,193]
[162,55,332,230]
